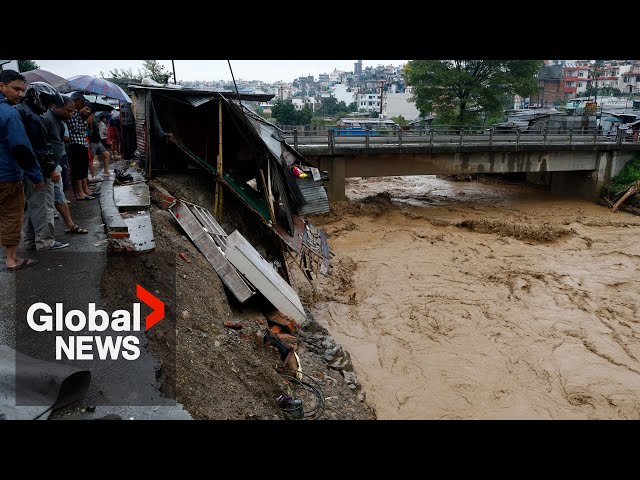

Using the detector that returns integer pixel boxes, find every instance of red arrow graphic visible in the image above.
[136,284,165,330]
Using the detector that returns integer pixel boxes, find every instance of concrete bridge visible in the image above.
[290,131,640,202]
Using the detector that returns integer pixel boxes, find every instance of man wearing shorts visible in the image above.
[67,92,95,200]
[43,95,88,235]
[88,113,111,177]
[0,70,44,270]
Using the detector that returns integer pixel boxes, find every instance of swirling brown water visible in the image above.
[306,175,640,419]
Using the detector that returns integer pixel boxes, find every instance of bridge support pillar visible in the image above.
[549,151,632,201]
[319,156,346,203]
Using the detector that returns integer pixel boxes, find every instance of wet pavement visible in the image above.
[1,176,191,420]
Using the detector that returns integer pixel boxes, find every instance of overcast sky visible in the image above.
[33,60,408,83]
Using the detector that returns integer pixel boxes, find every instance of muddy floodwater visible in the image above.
[306,175,640,419]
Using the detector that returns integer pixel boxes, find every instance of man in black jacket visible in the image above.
[15,82,69,251]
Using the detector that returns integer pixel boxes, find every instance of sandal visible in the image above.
[65,224,88,234]
[77,195,96,201]
[5,258,39,271]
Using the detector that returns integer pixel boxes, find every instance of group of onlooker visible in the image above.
[0,70,119,271]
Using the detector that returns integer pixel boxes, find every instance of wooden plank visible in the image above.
[225,230,307,324]
[169,201,255,303]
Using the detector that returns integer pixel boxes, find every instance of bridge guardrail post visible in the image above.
[365,126,370,148]
[398,127,402,148]
[543,127,547,146]
[429,130,434,151]
[293,128,298,149]
[593,126,597,145]
[489,127,493,148]
[568,128,572,146]
[328,128,334,154]
[459,127,464,146]
[516,129,520,149]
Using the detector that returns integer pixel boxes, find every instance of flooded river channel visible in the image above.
[303,175,640,419]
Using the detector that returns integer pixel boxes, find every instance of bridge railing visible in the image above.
[278,124,638,149]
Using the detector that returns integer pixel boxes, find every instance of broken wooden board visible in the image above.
[225,230,307,324]
[169,201,255,304]
[113,183,151,211]
[121,211,156,252]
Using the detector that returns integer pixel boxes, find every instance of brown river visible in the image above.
[301,175,640,419]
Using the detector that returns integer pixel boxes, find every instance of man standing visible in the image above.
[43,95,88,235]
[67,92,95,200]
[15,82,69,251]
[0,70,43,270]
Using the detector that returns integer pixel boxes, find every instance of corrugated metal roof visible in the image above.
[129,85,274,103]
[295,177,330,215]
[185,95,215,107]
[244,114,284,160]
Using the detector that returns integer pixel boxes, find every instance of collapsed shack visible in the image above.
[129,85,332,310]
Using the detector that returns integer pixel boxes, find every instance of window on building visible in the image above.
[579,72,585,77]
[578,82,583,88]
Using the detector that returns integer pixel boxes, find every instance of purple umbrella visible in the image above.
[66,75,132,103]
[22,69,70,90]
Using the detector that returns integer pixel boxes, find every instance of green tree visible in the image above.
[18,60,39,72]
[100,67,142,93]
[143,60,171,84]
[271,100,300,125]
[404,60,543,126]
[297,105,313,125]
[391,115,408,126]
[316,97,338,115]
[333,110,351,122]
[348,102,358,112]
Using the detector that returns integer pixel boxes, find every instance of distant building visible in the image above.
[329,69,344,83]
[354,60,363,76]
[0,60,19,71]
[530,64,564,107]
[331,83,356,105]
[563,64,591,99]
[619,63,640,95]
[357,92,381,113]
[382,92,420,121]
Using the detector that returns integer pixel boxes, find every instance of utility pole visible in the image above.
[171,60,177,84]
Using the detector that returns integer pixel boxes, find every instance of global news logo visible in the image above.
[25,284,164,361]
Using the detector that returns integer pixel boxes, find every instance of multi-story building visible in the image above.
[563,63,591,99]
[618,62,640,95]
[354,60,363,76]
[356,92,381,113]
[531,64,564,107]
[331,83,356,106]
[382,92,420,120]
